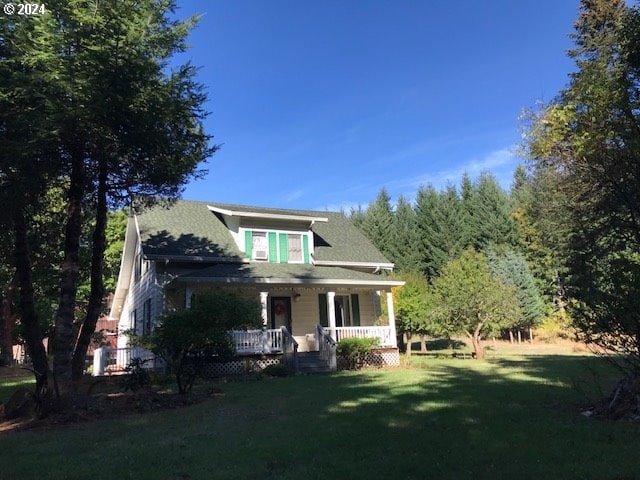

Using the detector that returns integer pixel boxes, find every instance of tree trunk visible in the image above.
[13,208,53,398]
[509,330,514,344]
[529,327,534,344]
[52,153,84,396]
[0,274,17,366]
[517,330,522,344]
[470,320,485,360]
[72,160,107,381]
[406,333,412,356]
[420,334,427,352]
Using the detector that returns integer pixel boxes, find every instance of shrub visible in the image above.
[120,357,151,392]
[134,290,262,394]
[337,337,379,370]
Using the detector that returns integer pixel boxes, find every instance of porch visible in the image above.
[94,324,397,375]
[231,324,397,354]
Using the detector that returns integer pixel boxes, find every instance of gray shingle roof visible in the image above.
[136,199,391,264]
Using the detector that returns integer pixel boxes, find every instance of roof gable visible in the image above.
[135,199,391,265]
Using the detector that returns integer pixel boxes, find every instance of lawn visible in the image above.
[0,354,637,480]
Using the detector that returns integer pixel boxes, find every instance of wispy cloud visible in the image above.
[284,189,305,203]
[386,145,520,194]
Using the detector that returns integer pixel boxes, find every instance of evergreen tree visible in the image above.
[464,173,517,250]
[487,247,546,330]
[1,0,214,398]
[360,189,395,261]
[414,185,443,278]
[391,195,421,272]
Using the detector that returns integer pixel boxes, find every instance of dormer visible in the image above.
[207,205,328,264]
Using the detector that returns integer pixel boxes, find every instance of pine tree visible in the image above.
[391,195,421,272]
[360,189,395,261]
[414,185,443,278]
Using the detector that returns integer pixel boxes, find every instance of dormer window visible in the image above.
[287,234,303,262]
[252,232,268,261]
[244,229,310,264]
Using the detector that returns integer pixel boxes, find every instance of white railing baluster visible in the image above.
[324,326,394,347]
[230,329,283,354]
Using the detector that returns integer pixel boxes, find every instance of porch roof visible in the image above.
[172,263,404,288]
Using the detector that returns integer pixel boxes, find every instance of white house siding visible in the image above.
[117,242,163,348]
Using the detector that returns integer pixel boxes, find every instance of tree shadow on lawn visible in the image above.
[0,358,637,480]
[279,356,635,479]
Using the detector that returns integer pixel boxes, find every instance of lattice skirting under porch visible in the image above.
[337,347,400,370]
[198,356,283,377]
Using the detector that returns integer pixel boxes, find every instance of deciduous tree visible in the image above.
[431,249,520,359]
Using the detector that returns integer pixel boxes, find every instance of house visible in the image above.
[106,199,404,373]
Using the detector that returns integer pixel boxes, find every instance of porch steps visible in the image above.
[296,352,332,374]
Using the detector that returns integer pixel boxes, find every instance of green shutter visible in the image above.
[318,293,328,327]
[244,230,253,259]
[351,294,360,326]
[279,233,288,263]
[268,232,277,263]
[302,234,310,264]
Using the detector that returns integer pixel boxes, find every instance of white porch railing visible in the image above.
[326,326,396,347]
[230,329,283,354]
[93,346,156,375]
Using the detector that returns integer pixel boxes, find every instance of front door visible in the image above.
[270,297,292,333]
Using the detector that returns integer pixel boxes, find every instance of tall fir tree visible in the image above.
[360,189,395,262]
[391,195,421,272]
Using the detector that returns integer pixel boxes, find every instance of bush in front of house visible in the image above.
[135,290,262,394]
[337,337,379,370]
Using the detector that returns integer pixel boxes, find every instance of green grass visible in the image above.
[0,375,36,402]
[0,355,637,480]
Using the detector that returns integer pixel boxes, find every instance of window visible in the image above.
[134,252,142,282]
[143,299,152,335]
[131,309,138,334]
[288,234,303,262]
[252,232,268,260]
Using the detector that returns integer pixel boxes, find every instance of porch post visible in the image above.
[260,291,269,327]
[185,287,193,308]
[374,290,382,317]
[386,291,398,347]
[327,291,336,340]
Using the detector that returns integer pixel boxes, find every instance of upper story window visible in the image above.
[252,232,268,261]
[244,229,310,264]
[287,234,303,262]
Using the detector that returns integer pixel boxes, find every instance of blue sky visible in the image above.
[174,1,579,211]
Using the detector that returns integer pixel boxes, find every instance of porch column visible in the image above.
[260,291,269,327]
[386,291,398,347]
[374,290,382,317]
[327,291,337,340]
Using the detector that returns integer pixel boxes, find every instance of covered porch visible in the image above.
[172,262,404,353]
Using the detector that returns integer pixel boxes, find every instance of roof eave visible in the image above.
[172,276,405,287]
[207,205,328,223]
